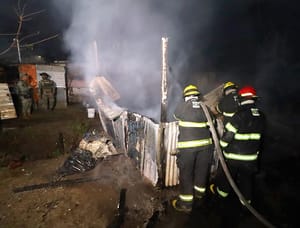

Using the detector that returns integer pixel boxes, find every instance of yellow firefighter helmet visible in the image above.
[183,84,200,97]
[224,81,236,90]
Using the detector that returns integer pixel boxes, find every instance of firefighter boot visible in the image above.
[209,183,217,195]
[193,193,206,211]
[172,198,192,213]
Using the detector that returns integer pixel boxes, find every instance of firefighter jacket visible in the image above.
[39,79,56,97]
[174,97,213,152]
[220,100,265,161]
[216,90,239,124]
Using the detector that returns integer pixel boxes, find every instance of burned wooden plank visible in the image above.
[107,188,127,228]
[0,83,17,120]
[12,176,106,193]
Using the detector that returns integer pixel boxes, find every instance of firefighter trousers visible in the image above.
[176,147,213,199]
[214,159,258,201]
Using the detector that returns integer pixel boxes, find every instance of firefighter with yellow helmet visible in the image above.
[172,84,215,213]
[216,81,239,126]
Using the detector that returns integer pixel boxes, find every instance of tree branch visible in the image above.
[0,1,57,59]
[20,34,60,48]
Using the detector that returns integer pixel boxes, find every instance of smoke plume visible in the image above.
[51,0,214,121]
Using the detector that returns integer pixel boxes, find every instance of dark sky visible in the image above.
[0,0,68,60]
[1,1,300,69]
[1,0,300,121]
[1,1,300,66]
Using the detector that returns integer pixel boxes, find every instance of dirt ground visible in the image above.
[0,105,167,228]
[0,104,299,228]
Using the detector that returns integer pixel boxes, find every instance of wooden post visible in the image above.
[91,40,106,132]
[160,37,168,123]
[158,37,168,187]
[93,41,99,73]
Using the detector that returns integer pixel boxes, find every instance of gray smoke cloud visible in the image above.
[51,0,214,121]
[50,0,299,123]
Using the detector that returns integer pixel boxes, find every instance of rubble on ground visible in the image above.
[58,129,121,176]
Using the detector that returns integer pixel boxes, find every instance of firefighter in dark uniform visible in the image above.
[38,72,57,110]
[216,81,239,127]
[210,85,265,205]
[172,84,215,213]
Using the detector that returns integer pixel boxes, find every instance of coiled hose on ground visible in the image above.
[200,102,276,228]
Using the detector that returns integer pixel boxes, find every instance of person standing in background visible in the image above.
[38,72,57,110]
[16,73,33,119]
[26,73,38,112]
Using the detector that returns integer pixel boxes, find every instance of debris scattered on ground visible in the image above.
[57,149,97,176]
[57,128,120,176]
[12,176,104,193]
[78,128,120,159]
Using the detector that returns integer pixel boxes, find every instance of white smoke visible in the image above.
[51,0,213,121]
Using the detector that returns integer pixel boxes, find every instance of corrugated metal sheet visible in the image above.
[36,64,67,108]
[111,112,127,152]
[0,83,17,120]
[99,106,179,187]
[96,84,224,187]
[126,113,159,185]
[97,103,159,186]
[164,121,180,187]
[36,64,66,88]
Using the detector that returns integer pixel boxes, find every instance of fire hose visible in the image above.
[200,102,276,228]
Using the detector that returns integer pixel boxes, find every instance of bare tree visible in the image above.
[0,0,59,63]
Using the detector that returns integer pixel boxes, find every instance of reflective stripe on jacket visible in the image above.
[177,138,212,149]
[220,102,265,161]
[223,151,259,161]
[176,119,212,149]
[178,120,208,128]
[223,111,235,117]
[179,194,193,202]
[174,98,213,151]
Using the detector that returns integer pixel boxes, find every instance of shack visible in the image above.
[21,64,68,109]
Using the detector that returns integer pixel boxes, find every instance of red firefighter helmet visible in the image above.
[238,85,257,98]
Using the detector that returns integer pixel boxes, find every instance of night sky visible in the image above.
[1,1,300,66]
[1,0,300,122]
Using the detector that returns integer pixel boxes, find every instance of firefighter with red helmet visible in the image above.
[216,81,239,126]
[210,85,265,205]
[172,84,215,213]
